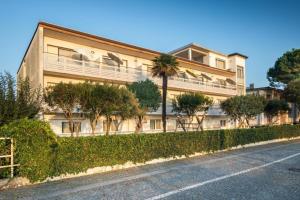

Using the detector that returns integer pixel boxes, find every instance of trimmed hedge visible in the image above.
[0,119,57,182]
[1,119,300,182]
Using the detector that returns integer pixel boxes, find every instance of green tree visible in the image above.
[78,82,105,135]
[0,73,16,125]
[284,79,300,123]
[113,87,139,132]
[16,77,42,119]
[127,79,161,133]
[267,49,300,87]
[44,82,80,137]
[264,99,290,125]
[172,93,213,132]
[152,54,179,132]
[100,85,121,135]
[221,95,266,128]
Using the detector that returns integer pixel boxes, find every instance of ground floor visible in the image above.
[44,113,235,136]
[1,139,299,199]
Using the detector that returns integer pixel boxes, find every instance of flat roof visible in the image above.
[170,43,248,59]
[18,22,238,75]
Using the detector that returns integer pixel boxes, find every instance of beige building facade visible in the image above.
[18,22,248,136]
[247,85,299,126]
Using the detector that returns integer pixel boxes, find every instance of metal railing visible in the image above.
[0,138,19,178]
[44,53,237,95]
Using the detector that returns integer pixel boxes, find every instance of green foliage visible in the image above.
[267,49,300,87]
[0,73,41,126]
[152,54,180,132]
[16,77,42,119]
[172,92,213,131]
[264,99,290,123]
[127,79,161,133]
[221,95,266,127]
[54,124,300,177]
[151,54,179,77]
[44,82,80,136]
[172,93,213,117]
[284,79,300,109]
[1,119,300,182]
[127,79,161,112]
[0,119,57,182]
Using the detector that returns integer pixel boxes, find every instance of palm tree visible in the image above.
[152,54,179,132]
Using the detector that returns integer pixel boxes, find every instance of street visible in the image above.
[1,139,300,200]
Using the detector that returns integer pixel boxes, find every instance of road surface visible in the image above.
[1,139,300,200]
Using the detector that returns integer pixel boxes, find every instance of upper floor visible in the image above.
[18,22,248,97]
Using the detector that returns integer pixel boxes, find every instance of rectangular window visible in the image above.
[237,66,244,78]
[62,122,81,133]
[237,85,244,95]
[220,120,226,127]
[150,119,162,130]
[216,59,226,69]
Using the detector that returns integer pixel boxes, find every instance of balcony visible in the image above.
[44,53,237,96]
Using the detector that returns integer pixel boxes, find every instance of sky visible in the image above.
[0,0,299,87]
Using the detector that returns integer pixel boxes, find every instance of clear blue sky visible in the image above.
[0,0,299,87]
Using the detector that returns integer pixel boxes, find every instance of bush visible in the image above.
[54,125,300,176]
[0,119,57,182]
[1,119,300,182]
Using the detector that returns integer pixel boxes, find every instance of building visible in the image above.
[246,84,299,126]
[17,22,248,136]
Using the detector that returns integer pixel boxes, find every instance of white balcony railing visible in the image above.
[44,53,237,96]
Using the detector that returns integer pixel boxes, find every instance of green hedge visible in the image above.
[1,119,300,182]
[0,119,57,182]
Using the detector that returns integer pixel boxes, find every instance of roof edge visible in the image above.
[228,53,248,59]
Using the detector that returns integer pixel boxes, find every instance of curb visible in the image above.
[1,136,300,190]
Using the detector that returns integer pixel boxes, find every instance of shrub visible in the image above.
[1,119,300,182]
[54,125,300,176]
[0,119,57,182]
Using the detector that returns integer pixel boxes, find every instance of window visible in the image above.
[220,120,226,127]
[237,85,244,95]
[216,59,226,69]
[237,66,244,78]
[62,122,81,133]
[150,119,161,130]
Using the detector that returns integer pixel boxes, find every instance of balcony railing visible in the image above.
[44,53,237,96]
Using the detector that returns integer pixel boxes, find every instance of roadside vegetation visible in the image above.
[1,119,300,182]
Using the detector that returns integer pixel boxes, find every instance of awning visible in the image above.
[201,73,212,81]
[226,78,236,85]
[107,52,123,65]
[186,70,197,78]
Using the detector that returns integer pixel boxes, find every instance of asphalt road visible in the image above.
[1,139,300,200]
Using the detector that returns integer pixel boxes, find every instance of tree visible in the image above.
[267,49,300,87]
[44,82,80,137]
[16,77,42,119]
[0,73,42,126]
[127,79,161,133]
[284,79,300,123]
[172,93,213,132]
[152,54,179,132]
[78,82,105,135]
[112,87,139,132]
[264,99,290,125]
[100,85,121,135]
[221,95,266,128]
[0,73,15,125]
